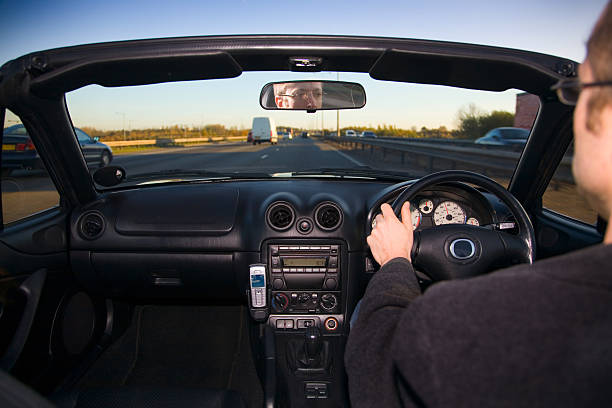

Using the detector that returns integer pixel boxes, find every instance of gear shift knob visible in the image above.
[304,326,322,358]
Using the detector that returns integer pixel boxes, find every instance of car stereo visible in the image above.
[267,244,341,315]
[268,244,339,290]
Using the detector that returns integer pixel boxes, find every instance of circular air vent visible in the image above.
[266,202,295,231]
[314,202,343,231]
[78,211,106,240]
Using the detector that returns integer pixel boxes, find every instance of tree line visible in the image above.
[80,105,515,141]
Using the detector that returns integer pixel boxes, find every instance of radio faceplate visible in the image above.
[268,244,340,292]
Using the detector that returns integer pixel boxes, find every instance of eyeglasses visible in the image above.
[551,78,612,106]
[278,90,325,99]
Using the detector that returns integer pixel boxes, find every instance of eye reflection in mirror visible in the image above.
[260,80,366,112]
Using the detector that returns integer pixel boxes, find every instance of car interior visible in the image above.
[0,36,605,407]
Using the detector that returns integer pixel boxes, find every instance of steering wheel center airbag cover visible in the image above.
[450,238,476,260]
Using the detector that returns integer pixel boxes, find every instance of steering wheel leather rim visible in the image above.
[389,170,535,281]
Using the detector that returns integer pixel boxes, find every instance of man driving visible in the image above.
[346,2,612,407]
[274,81,323,110]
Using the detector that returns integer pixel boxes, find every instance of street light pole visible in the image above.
[115,112,126,141]
[336,72,340,137]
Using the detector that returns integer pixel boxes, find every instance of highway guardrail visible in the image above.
[104,135,246,147]
[321,135,572,182]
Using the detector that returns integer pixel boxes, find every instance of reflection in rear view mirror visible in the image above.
[260,80,366,112]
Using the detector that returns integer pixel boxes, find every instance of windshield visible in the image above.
[65,72,538,187]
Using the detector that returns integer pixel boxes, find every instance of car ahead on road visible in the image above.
[251,117,278,144]
[2,125,112,175]
[345,129,357,137]
[360,131,377,138]
[278,131,291,140]
[475,127,529,146]
[0,36,597,408]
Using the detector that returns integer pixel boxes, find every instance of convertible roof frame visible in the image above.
[0,35,578,208]
[0,35,578,102]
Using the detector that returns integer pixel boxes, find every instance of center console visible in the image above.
[250,240,349,407]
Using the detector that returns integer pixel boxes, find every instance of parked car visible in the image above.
[475,127,530,146]
[0,35,598,408]
[2,124,112,175]
[360,131,377,138]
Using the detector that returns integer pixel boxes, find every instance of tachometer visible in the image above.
[373,203,421,229]
[418,199,434,214]
[433,201,466,225]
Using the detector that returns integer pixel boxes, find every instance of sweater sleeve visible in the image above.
[344,257,422,408]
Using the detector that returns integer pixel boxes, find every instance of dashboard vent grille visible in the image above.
[79,211,105,240]
[266,202,295,231]
[315,202,343,231]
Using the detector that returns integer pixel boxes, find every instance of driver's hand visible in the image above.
[367,202,414,266]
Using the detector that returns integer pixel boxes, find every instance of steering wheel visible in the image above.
[387,170,535,281]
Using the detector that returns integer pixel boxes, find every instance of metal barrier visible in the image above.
[321,135,572,182]
[104,135,246,148]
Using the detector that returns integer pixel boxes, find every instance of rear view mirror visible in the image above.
[260,80,366,112]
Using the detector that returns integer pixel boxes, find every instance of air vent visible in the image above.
[79,211,106,240]
[314,202,343,231]
[266,202,295,231]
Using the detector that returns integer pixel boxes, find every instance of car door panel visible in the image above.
[534,209,603,259]
[0,211,109,392]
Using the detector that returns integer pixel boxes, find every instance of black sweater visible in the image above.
[345,244,612,407]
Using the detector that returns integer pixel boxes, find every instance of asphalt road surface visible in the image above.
[112,137,365,176]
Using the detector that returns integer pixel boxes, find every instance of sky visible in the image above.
[0,0,608,131]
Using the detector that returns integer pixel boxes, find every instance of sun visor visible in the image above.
[30,51,242,97]
[369,49,559,94]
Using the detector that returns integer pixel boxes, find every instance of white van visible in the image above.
[251,117,278,145]
[345,129,357,137]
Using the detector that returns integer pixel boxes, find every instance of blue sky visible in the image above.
[1,0,607,130]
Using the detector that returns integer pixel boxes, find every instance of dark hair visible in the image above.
[586,0,612,131]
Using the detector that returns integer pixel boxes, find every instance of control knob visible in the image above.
[272,293,289,312]
[320,294,337,311]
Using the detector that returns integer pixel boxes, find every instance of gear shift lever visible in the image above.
[304,326,322,359]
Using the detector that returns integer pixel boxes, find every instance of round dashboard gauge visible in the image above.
[418,199,434,214]
[374,203,421,229]
[410,204,422,229]
[466,217,480,226]
[433,201,466,225]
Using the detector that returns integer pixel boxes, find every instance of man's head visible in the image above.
[572,0,612,221]
[274,82,323,110]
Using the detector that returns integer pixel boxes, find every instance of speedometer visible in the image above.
[433,201,466,225]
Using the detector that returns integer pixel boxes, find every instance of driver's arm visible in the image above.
[345,203,423,407]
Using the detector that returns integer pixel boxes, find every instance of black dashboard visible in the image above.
[69,178,512,305]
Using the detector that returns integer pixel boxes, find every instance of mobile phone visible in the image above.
[249,264,267,308]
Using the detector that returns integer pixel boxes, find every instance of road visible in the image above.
[111,138,364,176]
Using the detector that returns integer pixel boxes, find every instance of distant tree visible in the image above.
[456,104,514,139]
[479,110,514,134]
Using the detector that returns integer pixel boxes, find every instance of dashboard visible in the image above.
[69,178,513,310]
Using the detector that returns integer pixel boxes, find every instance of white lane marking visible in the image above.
[261,154,269,159]
[275,148,280,151]
[329,145,364,166]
